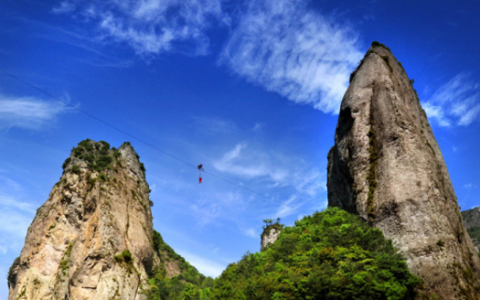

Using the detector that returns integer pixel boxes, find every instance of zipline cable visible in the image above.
[0,67,312,216]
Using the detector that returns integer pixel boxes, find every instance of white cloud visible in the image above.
[2,178,22,192]
[0,195,37,214]
[422,73,480,127]
[193,116,238,134]
[241,227,257,238]
[0,95,71,130]
[54,0,227,57]
[213,143,324,196]
[190,191,247,226]
[213,143,287,181]
[275,195,299,218]
[175,249,227,277]
[0,210,32,238]
[0,209,33,256]
[220,0,363,114]
[252,123,263,131]
[52,1,76,14]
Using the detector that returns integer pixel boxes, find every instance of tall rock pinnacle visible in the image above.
[8,140,157,300]
[327,42,480,299]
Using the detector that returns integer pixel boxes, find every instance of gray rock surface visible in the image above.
[8,141,157,300]
[327,42,480,299]
[261,223,283,251]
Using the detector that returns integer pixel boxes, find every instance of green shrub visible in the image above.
[437,240,445,247]
[96,155,113,170]
[98,173,107,182]
[114,249,133,263]
[69,140,115,172]
[371,41,391,51]
[99,140,110,149]
[113,150,121,159]
[84,154,95,164]
[79,139,94,151]
[73,147,85,157]
[59,243,74,275]
[62,158,71,169]
[71,165,81,174]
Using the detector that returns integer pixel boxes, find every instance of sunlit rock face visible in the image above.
[261,225,282,251]
[327,42,480,300]
[8,140,157,300]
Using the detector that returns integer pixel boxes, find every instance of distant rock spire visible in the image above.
[327,42,480,299]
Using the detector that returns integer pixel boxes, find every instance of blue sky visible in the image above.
[1,0,480,296]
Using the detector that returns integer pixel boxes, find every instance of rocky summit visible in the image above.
[327,42,480,299]
[8,140,157,300]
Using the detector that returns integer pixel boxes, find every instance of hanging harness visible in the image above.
[198,164,204,183]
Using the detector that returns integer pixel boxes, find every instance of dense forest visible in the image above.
[145,207,421,300]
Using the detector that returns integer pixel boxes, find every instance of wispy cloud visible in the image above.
[54,0,228,57]
[190,191,247,226]
[213,143,325,196]
[0,95,72,130]
[0,193,36,254]
[0,210,32,255]
[274,195,300,218]
[52,1,76,14]
[213,143,287,181]
[175,249,227,277]
[241,227,257,238]
[0,195,37,214]
[422,73,480,127]
[220,0,363,114]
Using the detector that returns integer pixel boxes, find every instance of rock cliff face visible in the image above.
[462,207,480,250]
[327,42,480,299]
[260,223,283,251]
[8,140,157,300]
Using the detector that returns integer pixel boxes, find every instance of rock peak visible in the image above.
[8,139,155,300]
[328,44,480,299]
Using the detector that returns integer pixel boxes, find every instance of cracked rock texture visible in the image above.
[327,43,480,299]
[8,141,157,300]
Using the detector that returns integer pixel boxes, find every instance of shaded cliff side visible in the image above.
[8,140,157,300]
[327,42,480,299]
[462,207,480,250]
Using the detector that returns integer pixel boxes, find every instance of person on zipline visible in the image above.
[198,164,204,183]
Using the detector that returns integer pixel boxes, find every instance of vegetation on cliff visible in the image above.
[462,207,480,250]
[146,207,420,300]
[144,230,214,300]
